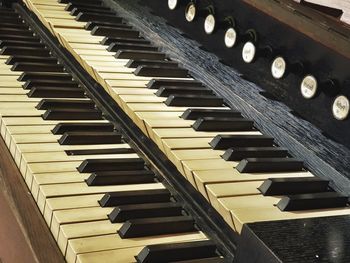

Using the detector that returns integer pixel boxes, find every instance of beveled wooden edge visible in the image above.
[0,136,65,263]
[243,0,350,59]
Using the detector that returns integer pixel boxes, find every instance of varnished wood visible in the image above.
[0,136,64,262]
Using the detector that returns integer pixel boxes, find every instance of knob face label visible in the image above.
[168,0,178,10]
[185,4,196,22]
[300,75,318,99]
[224,27,237,48]
[333,95,349,120]
[271,57,286,79]
[204,14,215,34]
[242,42,256,63]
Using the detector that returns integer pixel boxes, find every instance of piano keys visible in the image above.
[0,0,349,262]
[0,5,227,262]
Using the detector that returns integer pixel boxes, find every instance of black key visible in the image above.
[59,131,122,145]
[0,22,27,27]
[99,189,171,207]
[42,108,102,120]
[0,16,23,23]
[277,192,348,211]
[101,37,149,46]
[36,99,94,110]
[6,56,57,65]
[181,108,241,120]
[25,80,78,89]
[165,95,223,107]
[258,177,330,196]
[115,50,166,60]
[0,23,28,30]
[109,202,183,223]
[78,158,144,173]
[59,0,102,4]
[147,79,203,89]
[0,8,17,14]
[135,66,189,78]
[52,122,114,134]
[68,148,135,156]
[0,35,39,43]
[70,7,114,16]
[126,59,178,69]
[210,135,274,150]
[136,240,219,263]
[118,216,195,238]
[156,86,212,97]
[173,258,225,263]
[108,42,157,52]
[222,147,289,161]
[0,29,33,37]
[86,169,154,186]
[76,13,123,23]
[18,72,72,81]
[0,12,19,17]
[236,158,304,173]
[91,26,139,38]
[0,40,44,48]
[65,3,109,11]
[85,22,131,31]
[192,117,253,131]
[0,26,28,33]
[11,62,64,72]
[1,46,50,56]
[27,87,85,98]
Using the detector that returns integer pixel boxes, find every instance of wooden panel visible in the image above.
[0,136,64,262]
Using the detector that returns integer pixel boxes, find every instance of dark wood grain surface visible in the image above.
[0,136,64,263]
[236,215,350,263]
[105,0,350,196]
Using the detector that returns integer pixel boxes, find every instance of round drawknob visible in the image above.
[271,57,305,79]
[224,27,237,48]
[242,41,273,64]
[271,56,287,79]
[332,95,349,121]
[300,75,318,99]
[168,0,178,10]
[242,41,256,63]
[185,2,196,22]
[204,13,216,34]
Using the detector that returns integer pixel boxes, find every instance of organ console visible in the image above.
[0,0,350,262]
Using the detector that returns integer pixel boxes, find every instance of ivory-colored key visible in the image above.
[58,220,121,254]
[66,232,207,263]
[20,152,138,179]
[16,143,129,157]
[0,95,41,102]
[31,172,89,201]
[24,155,139,188]
[51,206,114,240]
[37,182,164,213]
[76,246,145,263]
[44,194,104,226]
[206,181,263,213]
[167,149,225,175]
[7,125,55,134]
[224,198,350,233]
[193,170,314,199]
[182,159,236,182]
